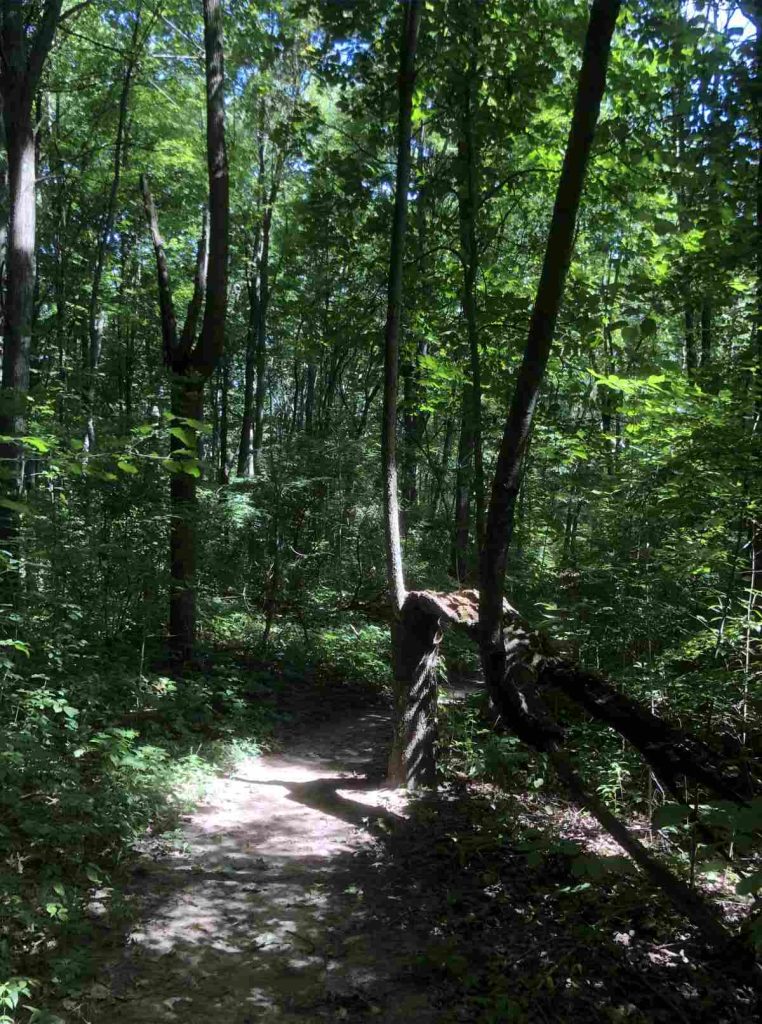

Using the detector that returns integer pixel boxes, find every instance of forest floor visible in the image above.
[61,676,759,1024]
[66,703,435,1024]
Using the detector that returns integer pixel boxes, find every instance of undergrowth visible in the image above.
[0,607,390,1022]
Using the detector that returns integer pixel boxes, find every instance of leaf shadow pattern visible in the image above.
[67,708,759,1024]
[323,783,761,1024]
[72,711,436,1024]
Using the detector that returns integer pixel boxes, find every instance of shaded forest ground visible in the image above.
[45,647,759,1024]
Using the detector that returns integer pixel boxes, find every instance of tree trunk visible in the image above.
[84,9,142,450]
[684,301,697,372]
[141,0,228,658]
[402,131,430,516]
[382,0,425,786]
[237,276,258,477]
[387,597,440,789]
[0,0,62,578]
[457,25,485,554]
[479,0,621,652]
[382,0,421,616]
[0,117,36,514]
[290,359,302,435]
[451,390,474,581]
[429,414,454,523]
[401,353,418,511]
[451,57,486,582]
[700,299,712,367]
[304,363,317,434]
[252,211,271,476]
[0,1,62,402]
[54,198,69,424]
[397,588,755,959]
[218,355,229,485]
[169,377,203,657]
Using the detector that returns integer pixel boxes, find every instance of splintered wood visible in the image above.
[403,588,519,628]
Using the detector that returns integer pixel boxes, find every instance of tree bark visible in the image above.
[401,343,426,512]
[218,355,229,484]
[752,0,761,415]
[401,130,430,516]
[382,0,422,615]
[382,0,425,786]
[84,8,142,450]
[140,0,228,658]
[451,390,474,581]
[304,362,317,434]
[684,301,697,372]
[237,263,259,477]
[393,588,756,958]
[386,596,440,789]
[457,20,485,555]
[195,0,228,378]
[169,377,203,649]
[479,0,621,652]
[700,299,712,368]
[252,207,271,476]
[0,0,63,554]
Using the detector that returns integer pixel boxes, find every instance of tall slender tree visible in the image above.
[452,2,485,580]
[141,0,229,658]
[84,5,145,451]
[382,0,422,616]
[479,0,622,655]
[0,0,63,552]
[382,0,428,786]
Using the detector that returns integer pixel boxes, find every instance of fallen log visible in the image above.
[541,661,754,805]
[386,588,761,964]
[388,588,756,805]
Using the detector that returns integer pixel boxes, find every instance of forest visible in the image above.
[0,0,760,1020]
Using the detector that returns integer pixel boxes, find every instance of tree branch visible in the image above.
[139,173,178,366]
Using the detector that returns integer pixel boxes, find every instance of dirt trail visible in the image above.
[80,710,435,1024]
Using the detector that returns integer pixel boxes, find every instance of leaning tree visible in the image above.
[382,0,762,967]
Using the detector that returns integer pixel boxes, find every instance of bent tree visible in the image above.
[141,0,229,658]
[380,0,425,785]
[384,0,762,964]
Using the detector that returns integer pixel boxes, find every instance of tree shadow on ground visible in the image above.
[231,774,402,829]
[325,781,759,1024]
[70,707,758,1024]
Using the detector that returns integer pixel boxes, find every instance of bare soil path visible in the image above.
[78,709,435,1024]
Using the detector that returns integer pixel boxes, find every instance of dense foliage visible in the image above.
[0,0,759,1018]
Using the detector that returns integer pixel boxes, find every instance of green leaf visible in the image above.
[640,317,657,338]
[168,426,196,447]
[653,803,691,829]
[736,870,762,897]
[117,461,139,475]
[0,639,30,655]
[178,417,211,435]
[0,497,27,515]
[21,436,50,453]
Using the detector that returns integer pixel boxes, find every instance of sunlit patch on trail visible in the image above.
[81,712,428,1023]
